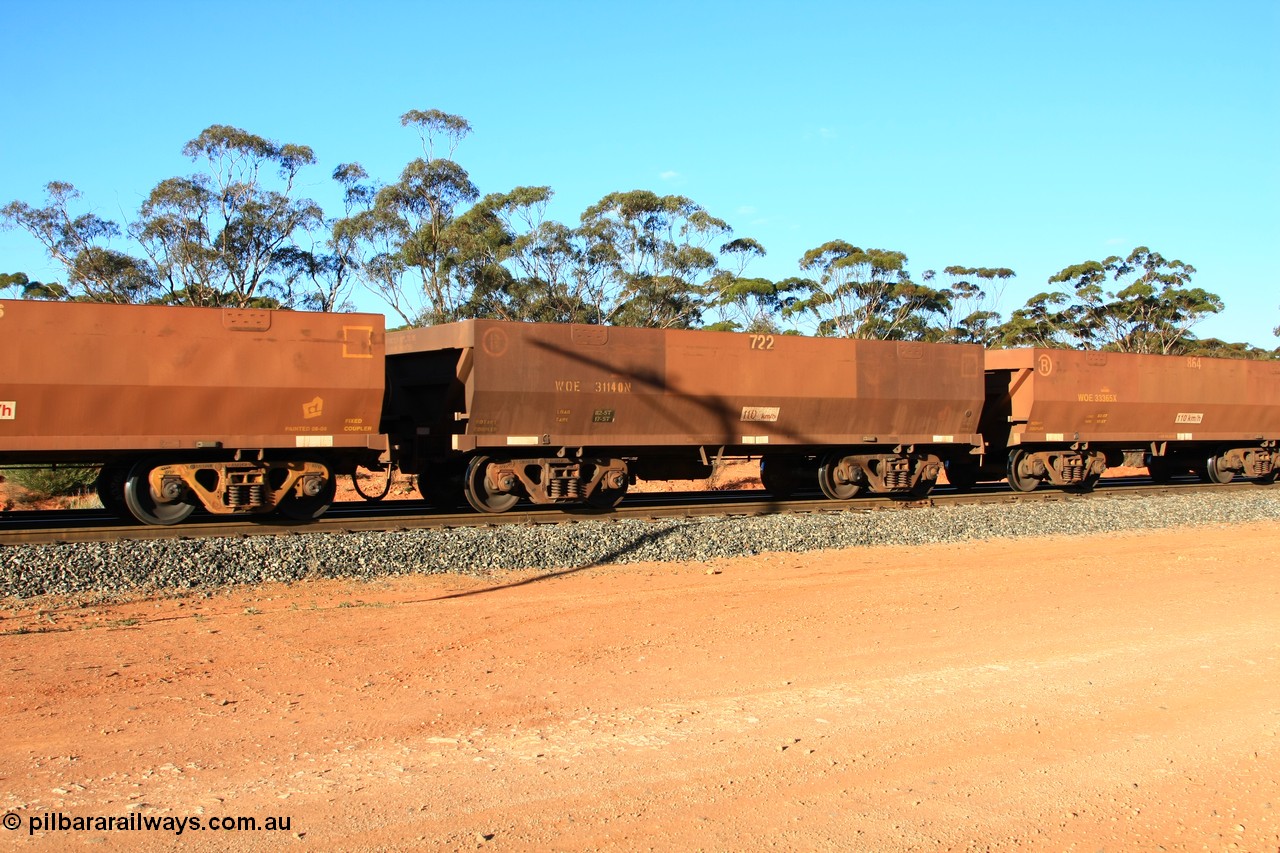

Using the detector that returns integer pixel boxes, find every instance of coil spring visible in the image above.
[1060,458,1084,483]
[884,470,911,490]
[227,484,265,508]
[1252,455,1272,476]
[547,475,580,501]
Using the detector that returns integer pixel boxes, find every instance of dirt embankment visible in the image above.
[2,521,1277,851]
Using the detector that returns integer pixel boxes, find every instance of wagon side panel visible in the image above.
[0,300,386,459]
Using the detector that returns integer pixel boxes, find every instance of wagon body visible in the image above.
[385,321,984,508]
[0,300,386,460]
[985,348,1280,446]
[0,300,386,523]
[981,348,1280,488]
[387,320,985,454]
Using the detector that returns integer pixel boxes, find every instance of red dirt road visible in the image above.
[2,522,1278,851]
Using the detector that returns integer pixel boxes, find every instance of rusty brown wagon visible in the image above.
[976,348,1280,491]
[383,321,986,512]
[0,300,386,523]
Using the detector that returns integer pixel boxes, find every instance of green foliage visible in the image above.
[484,212,604,324]
[704,238,792,333]
[3,126,327,309]
[334,110,488,326]
[0,271,55,298]
[928,266,1014,345]
[995,290,1077,348]
[5,106,1270,356]
[1,271,69,300]
[577,190,734,329]
[400,109,473,160]
[138,125,325,307]
[1182,338,1278,360]
[1,183,157,303]
[2,466,98,499]
[1032,247,1223,354]
[783,241,949,339]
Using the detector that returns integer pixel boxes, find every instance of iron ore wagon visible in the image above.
[0,300,386,523]
[382,320,986,512]
[974,348,1280,490]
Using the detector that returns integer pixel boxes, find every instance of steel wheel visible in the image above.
[944,460,979,493]
[909,476,937,498]
[1201,455,1234,484]
[586,479,628,509]
[1006,449,1041,493]
[278,473,337,520]
[123,459,195,526]
[464,455,520,513]
[759,456,796,499]
[351,462,394,501]
[94,461,130,518]
[418,461,464,510]
[817,454,862,500]
[1146,457,1174,484]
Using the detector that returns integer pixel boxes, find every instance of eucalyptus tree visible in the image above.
[335,109,484,326]
[1183,338,1276,360]
[577,190,732,328]
[703,237,798,334]
[993,290,1080,348]
[782,241,949,339]
[1046,247,1221,354]
[467,186,606,324]
[133,125,324,307]
[1,182,157,303]
[927,265,1014,344]
[276,163,376,313]
[497,219,603,323]
[0,272,51,298]
[446,193,519,320]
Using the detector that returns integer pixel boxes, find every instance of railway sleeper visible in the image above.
[147,460,332,515]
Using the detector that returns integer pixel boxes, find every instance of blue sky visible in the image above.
[2,0,1277,344]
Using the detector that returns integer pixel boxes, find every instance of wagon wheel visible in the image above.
[351,462,394,501]
[1199,455,1234,484]
[943,460,979,493]
[123,459,196,526]
[278,473,337,520]
[463,455,520,514]
[94,461,131,518]
[1006,449,1041,493]
[759,456,796,499]
[586,478,628,509]
[418,461,465,511]
[909,476,937,499]
[817,454,862,500]
[1146,457,1174,484]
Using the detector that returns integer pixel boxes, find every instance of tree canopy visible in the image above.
[2,109,1270,356]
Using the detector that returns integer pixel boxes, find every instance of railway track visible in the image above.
[0,476,1260,547]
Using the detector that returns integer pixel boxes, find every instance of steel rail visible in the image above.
[0,475,1266,547]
